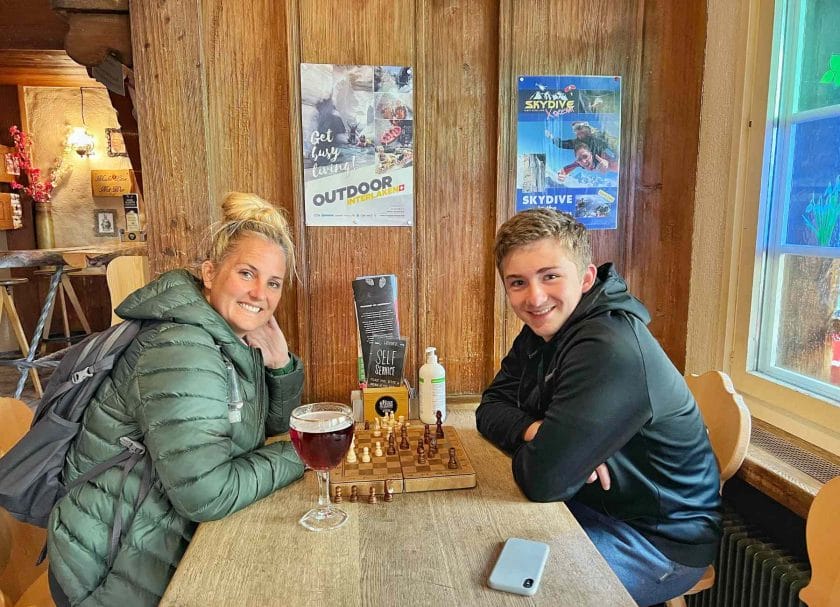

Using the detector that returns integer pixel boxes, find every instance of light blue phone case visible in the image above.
[487,537,550,596]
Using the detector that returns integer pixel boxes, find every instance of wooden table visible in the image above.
[161,408,635,606]
[0,243,147,397]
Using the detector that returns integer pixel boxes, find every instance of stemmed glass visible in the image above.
[288,402,354,531]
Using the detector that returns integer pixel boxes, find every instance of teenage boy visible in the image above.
[476,208,721,606]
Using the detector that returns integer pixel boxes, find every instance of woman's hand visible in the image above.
[595,154,609,172]
[244,316,291,369]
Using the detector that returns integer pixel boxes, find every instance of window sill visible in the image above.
[736,418,840,518]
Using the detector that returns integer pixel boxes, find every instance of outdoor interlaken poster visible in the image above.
[300,63,414,227]
[516,75,621,230]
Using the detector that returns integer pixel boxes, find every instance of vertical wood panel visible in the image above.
[298,0,416,401]
[500,0,642,355]
[130,0,212,273]
[417,0,500,393]
[201,0,300,353]
[627,0,706,371]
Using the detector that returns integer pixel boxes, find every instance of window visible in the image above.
[748,0,840,404]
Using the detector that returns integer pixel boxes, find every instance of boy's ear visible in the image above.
[581,264,598,292]
[200,260,215,289]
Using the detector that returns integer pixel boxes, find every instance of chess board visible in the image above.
[329,423,476,497]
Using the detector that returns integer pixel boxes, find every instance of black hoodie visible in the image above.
[476,263,721,567]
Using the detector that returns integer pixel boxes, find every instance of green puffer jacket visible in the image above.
[47,269,305,606]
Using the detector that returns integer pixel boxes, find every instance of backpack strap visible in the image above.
[38,437,154,568]
[105,438,149,568]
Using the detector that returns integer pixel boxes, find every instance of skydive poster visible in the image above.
[516,75,621,230]
[300,63,414,227]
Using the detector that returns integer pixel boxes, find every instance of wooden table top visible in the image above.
[0,243,147,269]
[161,408,634,606]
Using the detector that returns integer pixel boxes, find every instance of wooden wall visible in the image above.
[130,0,705,402]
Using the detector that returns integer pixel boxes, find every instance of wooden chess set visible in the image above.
[329,411,476,499]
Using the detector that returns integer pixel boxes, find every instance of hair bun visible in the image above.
[221,192,287,231]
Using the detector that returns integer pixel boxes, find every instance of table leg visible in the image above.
[15,268,63,399]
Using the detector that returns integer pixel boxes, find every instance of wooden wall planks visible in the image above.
[131,0,706,401]
[297,0,417,401]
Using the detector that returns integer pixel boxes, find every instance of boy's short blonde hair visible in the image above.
[494,208,592,277]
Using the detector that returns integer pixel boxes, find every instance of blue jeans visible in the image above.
[567,500,707,607]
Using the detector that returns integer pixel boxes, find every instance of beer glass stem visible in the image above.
[316,470,331,509]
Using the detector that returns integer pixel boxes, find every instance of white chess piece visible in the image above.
[361,447,371,463]
[372,418,382,437]
[346,447,357,464]
[374,441,383,457]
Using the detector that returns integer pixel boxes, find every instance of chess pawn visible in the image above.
[384,482,394,502]
[398,415,405,430]
[399,432,410,450]
[361,447,371,463]
[418,448,427,465]
[416,439,425,456]
[435,410,445,438]
[364,420,370,430]
[387,433,397,455]
[334,486,343,503]
[350,485,359,503]
[346,446,357,464]
[429,436,438,457]
[368,486,378,504]
[423,424,431,444]
[447,447,458,469]
[374,441,383,457]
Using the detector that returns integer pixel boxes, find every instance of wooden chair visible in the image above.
[800,476,840,606]
[106,256,150,326]
[0,398,33,460]
[0,399,50,607]
[664,371,751,607]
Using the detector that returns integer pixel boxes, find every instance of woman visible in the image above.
[46,193,305,606]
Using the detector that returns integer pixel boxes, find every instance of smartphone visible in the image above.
[487,537,550,596]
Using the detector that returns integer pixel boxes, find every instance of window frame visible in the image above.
[727,0,840,452]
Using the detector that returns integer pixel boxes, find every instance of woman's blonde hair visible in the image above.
[206,192,295,277]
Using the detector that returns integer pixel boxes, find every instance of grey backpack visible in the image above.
[0,319,154,566]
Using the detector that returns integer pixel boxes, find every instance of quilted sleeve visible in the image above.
[264,353,304,436]
[132,325,304,522]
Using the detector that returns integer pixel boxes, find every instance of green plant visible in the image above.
[803,176,840,247]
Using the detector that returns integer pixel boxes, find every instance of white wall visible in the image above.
[24,86,134,247]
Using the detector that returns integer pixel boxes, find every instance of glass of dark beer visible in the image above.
[289,402,354,531]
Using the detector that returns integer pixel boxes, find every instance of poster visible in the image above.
[516,75,621,230]
[300,63,414,226]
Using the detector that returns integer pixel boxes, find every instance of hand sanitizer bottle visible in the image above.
[419,346,446,424]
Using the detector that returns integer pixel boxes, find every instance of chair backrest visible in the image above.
[106,256,150,326]
[800,476,840,607]
[685,371,751,483]
[0,399,32,460]
[0,400,47,604]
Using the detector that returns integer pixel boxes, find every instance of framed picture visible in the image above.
[106,128,128,157]
[94,209,117,236]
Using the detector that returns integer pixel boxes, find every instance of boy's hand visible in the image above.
[586,464,611,490]
[523,420,542,441]
[244,316,290,369]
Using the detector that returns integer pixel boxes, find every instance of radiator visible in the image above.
[686,508,811,607]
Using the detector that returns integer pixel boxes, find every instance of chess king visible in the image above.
[476,209,721,607]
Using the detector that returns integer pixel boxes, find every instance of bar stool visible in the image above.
[0,277,42,397]
[34,266,94,349]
